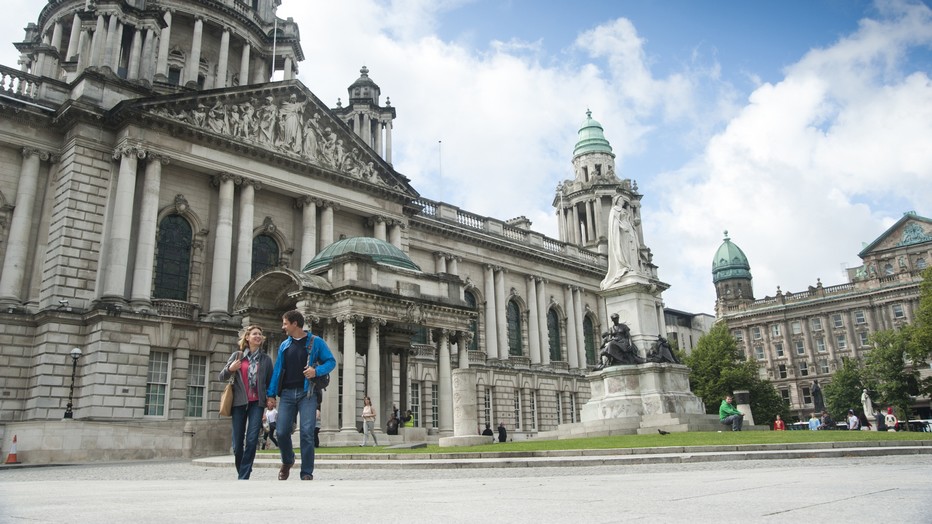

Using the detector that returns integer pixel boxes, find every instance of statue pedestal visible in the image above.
[581,363,706,422]
[601,280,666,354]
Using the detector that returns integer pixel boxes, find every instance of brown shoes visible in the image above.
[301,474,313,480]
[278,463,292,481]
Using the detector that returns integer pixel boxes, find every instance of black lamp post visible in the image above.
[63,347,82,419]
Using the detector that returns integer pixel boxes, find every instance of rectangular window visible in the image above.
[733,330,744,342]
[859,331,870,347]
[410,382,421,427]
[816,338,826,353]
[570,392,578,423]
[778,364,787,379]
[556,391,563,425]
[530,390,538,429]
[799,361,809,377]
[892,304,905,319]
[836,334,847,351]
[431,384,439,429]
[754,346,765,361]
[484,387,492,427]
[145,351,170,416]
[791,321,802,335]
[185,354,207,417]
[780,389,791,405]
[819,359,830,374]
[854,310,866,325]
[513,389,521,431]
[752,327,762,340]
[795,340,806,355]
[775,342,785,358]
[811,318,823,331]
[832,314,844,329]
[802,386,812,405]
[771,324,781,337]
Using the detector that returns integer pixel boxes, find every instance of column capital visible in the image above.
[367,215,386,226]
[212,172,237,185]
[145,151,171,165]
[337,313,363,324]
[369,317,387,326]
[294,195,321,209]
[112,145,146,160]
[483,263,495,272]
[22,147,56,162]
[237,177,262,191]
[458,331,474,344]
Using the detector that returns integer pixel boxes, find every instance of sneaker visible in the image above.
[301,474,313,480]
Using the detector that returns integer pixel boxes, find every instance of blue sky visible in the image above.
[2,0,931,317]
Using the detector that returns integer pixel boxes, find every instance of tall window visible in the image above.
[816,338,826,353]
[431,384,439,429]
[832,314,844,329]
[778,364,787,379]
[251,234,279,275]
[752,327,762,340]
[513,390,522,431]
[547,309,561,361]
[836,334,848,351]
[892,304,905,320]
[775,342,785,358]
[556,391,563,425]
[570,393,578,423]
[802,386,812,405]
[754,346,765,360]
[185,354,207,417]
[791,321,802,335]
[811,318,823,331]
[154,214,192,300]
[530,390,538,430]
[854,310,866,325]
[506,300,522,356]
[780,389,791,405]
[582,316,596,366]
[795,340,806,355]
[410,382,421,427]
[819,359,830,374]
[859,331,870,347]
[464,291,479,351]
[733,330,744,342]
[484,387,492,427]
[799,361,809,377]
[145,351,170,416]
[771,324,781,337]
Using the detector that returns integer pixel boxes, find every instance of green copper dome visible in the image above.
[712,231,752,283]
[303,237,421,272]
[573,109,614,158]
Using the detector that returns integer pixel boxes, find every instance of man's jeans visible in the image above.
[721,414,744,431]
[276,388,318,477]
[231,400,264,479]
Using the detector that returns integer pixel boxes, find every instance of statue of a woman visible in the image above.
[861,389,875,419]
[601,196,640,289]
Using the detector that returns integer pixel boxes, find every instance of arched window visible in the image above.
[583,316,596,366]
[154,214,192,300]
[506,300,522,356]
[251,234,279,276]
[547,309,561,361]
[917,258,927,270]
[464,291,479,351]
[883,263,894,276]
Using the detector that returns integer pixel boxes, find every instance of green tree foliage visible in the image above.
[823,357,865,421]
[863,327,919,429]
[685,323,788,426]
[911,267,932,397]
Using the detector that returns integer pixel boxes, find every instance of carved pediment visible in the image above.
[124,82,412,194]
[859,212,932,258]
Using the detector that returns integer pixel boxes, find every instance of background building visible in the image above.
[714,213,932,421]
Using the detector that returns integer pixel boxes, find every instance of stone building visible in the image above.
[0,0,708,461]
[713,213,932,421]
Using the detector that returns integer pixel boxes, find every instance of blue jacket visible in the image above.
[267,332,337,398]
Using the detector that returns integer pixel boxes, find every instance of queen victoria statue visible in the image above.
[601,196,642,289]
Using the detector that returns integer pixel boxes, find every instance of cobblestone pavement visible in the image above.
[1,455,930,523]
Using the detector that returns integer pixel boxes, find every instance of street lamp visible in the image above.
[63,347,82,419]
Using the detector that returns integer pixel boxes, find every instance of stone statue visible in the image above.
[646,335,679,364]
[861,388,875,419]
[278,93,306,154]
[812,380,824,413]
[596,313,644,369]
[256,96,279,145]
[601,196,641,289]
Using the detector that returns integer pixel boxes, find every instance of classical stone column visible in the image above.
[216,27,230,88]
[388,222,402,248]
[238,42,250,86]
[573,287,587,367]
[0,149,46,305]
[385,121,393,164]
[51,21,64,54]
[434,252,447,274]
[102,14,119,70]
[234,179,258,295]
[66,13,82,60]
[594,196,603,240]
[89,14,106,67]
[320,203,334,248]
[457,332,470,369]
[494,268,508,358]
[155,10,172,80]
[340,315,359,433]
[448,256,459,276]
[298,196,317,266]
[372,217,387,241]
[536,279,549,365]
[438,330,453,437]
[76,28,90,72]
[571,204,580,245]
[483,264,498,360]
[101,147,144,301]
[186,17,203,85]
[526,275,541,365]
[130,154,168,308]
[587,200,597,242]
[127,28,143,80]
[367,318,384,436]
[375,121,383,157]
[140,28,156,81]
[207,173,235,318]
[283,56,293,80]
[321,320,340,433]
[564,285,579,368]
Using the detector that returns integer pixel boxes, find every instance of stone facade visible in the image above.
[0,0,708,462]
[714,213,932,421]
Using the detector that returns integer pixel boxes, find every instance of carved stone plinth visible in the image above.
[581,363,706,422]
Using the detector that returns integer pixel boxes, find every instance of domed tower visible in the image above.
[12,0,302,93]
[332,66,397,163]
[712,231,755,303]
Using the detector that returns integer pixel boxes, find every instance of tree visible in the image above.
[863,327,920,430]
[685,323,788,426]
[911,267,932,398]
[823,357,865,421]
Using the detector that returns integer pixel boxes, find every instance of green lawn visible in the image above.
[257,429,932,456]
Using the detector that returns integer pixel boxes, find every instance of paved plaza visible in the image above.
[1,454,930,523]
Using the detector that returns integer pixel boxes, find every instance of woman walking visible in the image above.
[219,325,273,479]
[361,396,379,446]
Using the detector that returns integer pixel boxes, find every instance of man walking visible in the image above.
[267,310,336,481]
[719,394,744,431]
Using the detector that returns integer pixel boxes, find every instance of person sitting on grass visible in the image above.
[719,395,744,432]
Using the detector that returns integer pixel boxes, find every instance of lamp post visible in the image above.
[63,347,82,419]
